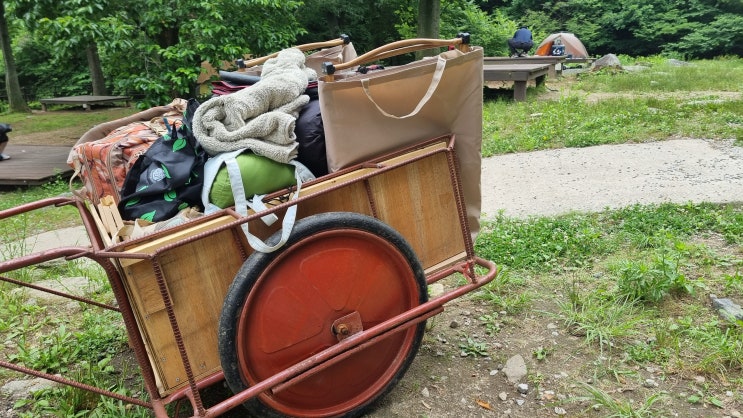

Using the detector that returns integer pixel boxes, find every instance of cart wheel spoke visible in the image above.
[219,212,427,418]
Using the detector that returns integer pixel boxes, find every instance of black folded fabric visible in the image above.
[218,70,261,86]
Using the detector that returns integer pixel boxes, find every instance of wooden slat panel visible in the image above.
[368,151,466,269]
[122,228,246,395]
[0,145,73,186]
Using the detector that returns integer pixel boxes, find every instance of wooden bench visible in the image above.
[39,95,131,111]
[483,63,550,101]
[485,56,567,79]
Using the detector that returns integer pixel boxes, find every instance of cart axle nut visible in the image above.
[332,312,363,341]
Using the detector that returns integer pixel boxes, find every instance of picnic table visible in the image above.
[39,95,131,111]
[483,63,550,101]
[485,55,567,79]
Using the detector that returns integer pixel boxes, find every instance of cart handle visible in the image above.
[322,32,471,77]
[241,34,351,68]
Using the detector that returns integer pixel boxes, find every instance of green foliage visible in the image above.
[476,268,532,314]
[400,1,520,57]
[664,14,743,58]
[14,358,149,418]
[9,324,79,373]
[478,313,502,335]
[438,2,517,56]
[106,0,306,105]
[11,35,90,99]
[575,381,667,417]
[559,286,643,352]
[5,0,741,107]
[532,345,553,361]
[296,0,405,55]
[499,0,743,59]
[10,0,306,105]
[458,336,490,357]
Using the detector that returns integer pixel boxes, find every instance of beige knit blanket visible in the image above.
[193,48,317,163]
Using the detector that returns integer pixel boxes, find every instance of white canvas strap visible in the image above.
[201,149,313,253]
[360,55,447,119]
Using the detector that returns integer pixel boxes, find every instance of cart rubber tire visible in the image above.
[219,212,427,418]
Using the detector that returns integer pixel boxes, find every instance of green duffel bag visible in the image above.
[208,151,297,209]
[201,148,316,253]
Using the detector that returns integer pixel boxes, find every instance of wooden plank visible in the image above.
[485,56,566,78]
[119,216,239,266]
[483,63,550,81]
[40,95,131,111]
[0,144,73,186]
[483,63,550,101]
[120,227,246,395]
[368,151,466,269]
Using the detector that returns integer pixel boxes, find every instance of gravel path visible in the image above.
[481,137,743,219]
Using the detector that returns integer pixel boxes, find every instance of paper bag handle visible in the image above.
[324,33,470,75]
[242,34,351,68]
[360,56,447,119]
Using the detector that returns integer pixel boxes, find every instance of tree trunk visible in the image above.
[0,1,30,112]
[86,43,107,95]
[417,0,441,59]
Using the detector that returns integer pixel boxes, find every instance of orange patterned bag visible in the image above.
[67,99,186,204]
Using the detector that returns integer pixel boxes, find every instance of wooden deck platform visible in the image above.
[40,95,131,111]
[0,144,73,186]
[485,56,567,79]
[483,63,550,101]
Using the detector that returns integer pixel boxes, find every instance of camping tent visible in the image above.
[535,32,589,58]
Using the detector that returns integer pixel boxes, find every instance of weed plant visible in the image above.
[573,381,668,417]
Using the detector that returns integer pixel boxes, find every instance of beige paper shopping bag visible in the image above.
[319,46,484,237]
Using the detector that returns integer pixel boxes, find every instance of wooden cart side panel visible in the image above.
[296,181,373,219]
[122,228,246,394]
[368,151,466,269]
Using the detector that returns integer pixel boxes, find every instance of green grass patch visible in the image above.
[476,203,743,274]
[483,57,743,157]
[1,107,137,135]
[478,202,743,394]
[577,56,743,93]
[476,212,611,272]
[483,95,743,157]
[0,177,81,244]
